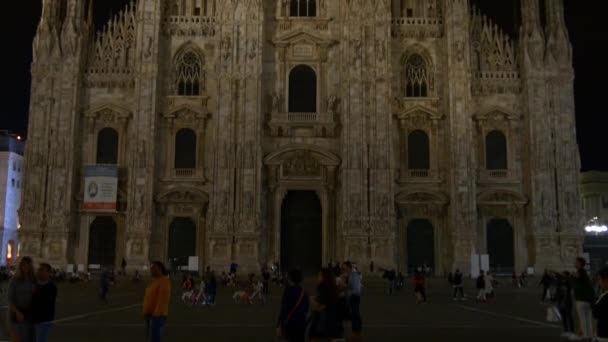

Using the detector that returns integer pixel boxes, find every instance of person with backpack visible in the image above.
[277,269,309,342]
[554,271,575,339]
[476,271,487,303]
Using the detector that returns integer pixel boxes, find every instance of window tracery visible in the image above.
[405,54,430,97]
[174,50,203,96]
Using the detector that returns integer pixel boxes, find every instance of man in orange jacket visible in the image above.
[143,261,171,342]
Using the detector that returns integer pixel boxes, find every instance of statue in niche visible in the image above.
[56,138,66,168]
[327,94,339,115]
[221,37,231,62]
[132,239,143,256]
[135,188,145,215]
[248,39,257,60]
[352,39,362,64]
[376,40,385,62]
[137,140,146,168]
[270,92,281,113]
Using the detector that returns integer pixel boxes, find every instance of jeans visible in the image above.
[350,295,362,333]
[559,307,574,333]
[146,316,167,342]
[453,286,464,299]
[575,301,593,338]
[35,322,53,342]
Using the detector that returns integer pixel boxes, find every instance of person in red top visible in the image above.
[143,261,171,342]
[414,269,427,303]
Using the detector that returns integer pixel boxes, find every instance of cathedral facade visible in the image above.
[19,0,583,275]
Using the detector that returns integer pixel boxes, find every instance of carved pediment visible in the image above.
[264,145,341,167]
[473,107,521,123]
[395,191,449,205]
[84,104,132,123]
[281,151,322,178]
[163,104,211,124]
[272,29,337,47]
[395,105,443,125]
[156,187,210,204]
[477,190,527,206]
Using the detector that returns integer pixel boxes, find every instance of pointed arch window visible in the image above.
[175,50,203,96]
[485,130,508,170]
[96,128,119,165]
[408,130,430,170]
[175,128,197,169]
[405,54,430,97]
[290,0,317,17]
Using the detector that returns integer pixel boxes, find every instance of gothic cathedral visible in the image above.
[19,0,582,275]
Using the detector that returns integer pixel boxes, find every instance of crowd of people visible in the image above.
[8,255,608,342]
[277,261,362,342]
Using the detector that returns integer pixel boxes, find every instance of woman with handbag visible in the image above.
[310,268,344,342]
[276,269,309,342]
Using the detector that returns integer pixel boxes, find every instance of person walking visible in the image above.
[310,268,344,342]
[121,258,127,277]
[207,271,217,305]
[414,269,427,303]
[452,269,465,301]
[572,257,595,341]
[485,271,495,302]
[343,261,362,340]
[540,270,552,302]
[7,256,36,342]
[369,260,374,274]
[143,261,171,342]
[593,266,608,342]
[262,267,271,296]
[32,263,57,342]
[384,269,396,295]
[276,269,310,342]
[476,271,487,303]
[99,267,112,303]
[554,271,575,339]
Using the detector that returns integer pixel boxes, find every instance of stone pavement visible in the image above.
[0,275,564,341]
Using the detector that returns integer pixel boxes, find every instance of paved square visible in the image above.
[1,276,562,341]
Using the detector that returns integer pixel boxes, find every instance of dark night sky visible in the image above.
[2,0,607,171]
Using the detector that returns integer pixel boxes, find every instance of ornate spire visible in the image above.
[519,0,545,67]
[544,0,571,66]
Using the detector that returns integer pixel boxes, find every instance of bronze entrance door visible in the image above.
[168,217,196,268]
[88,216,117,267]
[486,218,514,274]
[281,191,322,275]
[407,219,435,274]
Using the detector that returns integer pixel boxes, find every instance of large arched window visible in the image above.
[289,65,317,113]
[175,50,203,96]
[96,128,119,164]
[290,0,316,17]
[408,130,430,170]
[485,130,508,170]
[405,54,429,97]
[175,128,197,169]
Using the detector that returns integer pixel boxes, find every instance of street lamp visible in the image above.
[585,217,608,234]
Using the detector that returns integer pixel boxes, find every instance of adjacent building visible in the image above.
[19,0,582,275]
[0,131,24,265]
[581,171,608,270]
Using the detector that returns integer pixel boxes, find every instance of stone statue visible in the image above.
[327,94,338,114]
[271,92,281,113]
[136,188,145,215]
[137,140,146,168]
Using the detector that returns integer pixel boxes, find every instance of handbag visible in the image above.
[279,288,305,338]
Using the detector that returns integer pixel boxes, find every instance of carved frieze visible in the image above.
[281,151,322,178]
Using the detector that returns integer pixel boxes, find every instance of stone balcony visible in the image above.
[397,169,443,185]
[161,168,206,184]
[268,111,338,138]
[390,17,443,38]
[477,169,521,184]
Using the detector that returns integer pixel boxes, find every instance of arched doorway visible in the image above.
[407,219,434,274]
[168,217,196,268]
[486,218,514,273]
[88,216,117,267]
[281,191,322,275]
